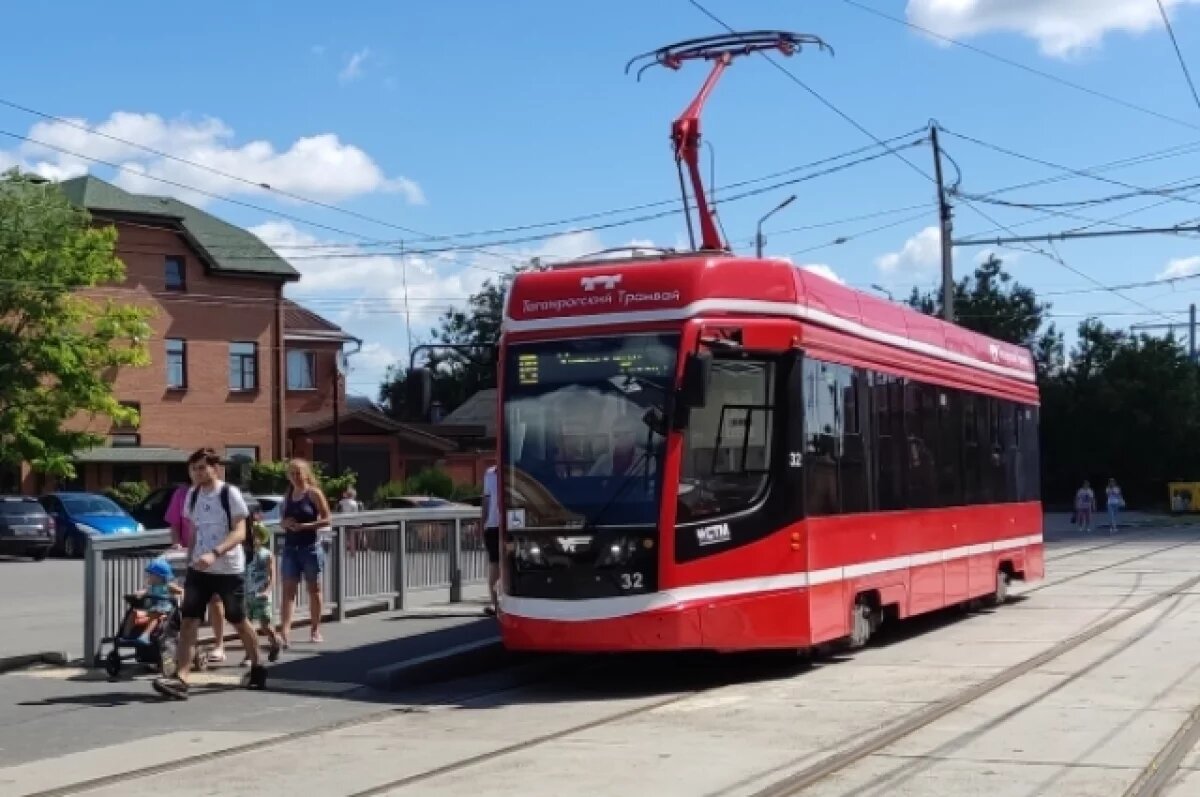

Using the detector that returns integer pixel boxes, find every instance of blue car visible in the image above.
[39,492,144,558]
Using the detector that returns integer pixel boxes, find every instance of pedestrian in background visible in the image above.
[277,459,332,646]
[1075,480,1095,534]
[1106,478,1125,534]
[481,464,500,617]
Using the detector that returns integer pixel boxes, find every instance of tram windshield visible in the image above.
[502,333,678,529]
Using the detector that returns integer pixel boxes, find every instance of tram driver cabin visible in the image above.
[416,253,1043,653]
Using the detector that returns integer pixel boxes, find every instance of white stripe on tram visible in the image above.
[502,298,1036,383]
[499,533,1043,622]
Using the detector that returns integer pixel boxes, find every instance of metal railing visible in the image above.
[82,507,485,667]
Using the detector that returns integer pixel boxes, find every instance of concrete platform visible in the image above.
[6,529,1200,796]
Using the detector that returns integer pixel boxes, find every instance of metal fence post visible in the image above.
[83,537,105,667]
[393,520,408,611]
[450,518,463,603]
[333,524,348,622]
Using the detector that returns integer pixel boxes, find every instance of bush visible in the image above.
[105,480,150,509]
[402,468,454,499]
[372,480,408,508]
[248,460,357,502]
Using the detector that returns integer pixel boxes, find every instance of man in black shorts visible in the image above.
[482,464,500,616]
[153,448,267,699]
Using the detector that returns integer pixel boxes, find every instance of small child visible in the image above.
[121,557,183,644]
[243,521,282,665]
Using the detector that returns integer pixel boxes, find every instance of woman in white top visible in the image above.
[1105,479,1124,534]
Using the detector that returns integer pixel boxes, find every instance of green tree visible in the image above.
[908,254,1064,377]
[380,268,527,420]
[0,171,151,479]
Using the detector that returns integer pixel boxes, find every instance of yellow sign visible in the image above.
[1168,482,1200,513]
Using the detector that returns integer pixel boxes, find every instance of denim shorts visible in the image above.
[280,544,324,585]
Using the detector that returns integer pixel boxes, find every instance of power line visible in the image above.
[1155,0,1200,115]
[1,94,927,251]
[940,126,1200,212]
[840,0,1200,133]
[684,0,936,187]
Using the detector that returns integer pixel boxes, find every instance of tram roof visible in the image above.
[503,253,1036,384]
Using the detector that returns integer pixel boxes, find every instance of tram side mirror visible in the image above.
[405,368,433,422]
[679,351,712,409]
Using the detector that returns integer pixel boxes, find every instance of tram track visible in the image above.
[19,536,1200,797]
[742,574,1200,796]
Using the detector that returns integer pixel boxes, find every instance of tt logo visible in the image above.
[556,536,590,553]
[988,343,1000,362]
[581,274,622,291]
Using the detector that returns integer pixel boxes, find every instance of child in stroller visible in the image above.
[104,557,184,678]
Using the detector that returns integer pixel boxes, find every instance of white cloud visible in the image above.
[339,48,371,83]
[876,225,942,275]
[800,263,845,284]
[1159,255,1200,280]
[907,0,1200,58]
[5,111,422,207]
[350,342,403,381]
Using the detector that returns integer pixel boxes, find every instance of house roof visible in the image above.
[289,407,457,452]
[58,175,300,281]
[74,446,192,464]
[440,388,497,438]
[283,299,359,343]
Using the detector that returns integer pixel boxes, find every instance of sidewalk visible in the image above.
[0,600,507,785]
[1042,509,1200,536]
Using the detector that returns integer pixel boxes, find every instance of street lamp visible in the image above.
[871,283,895,301]
[756,194,797,258]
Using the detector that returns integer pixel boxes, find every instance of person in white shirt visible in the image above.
[152,448,267,700]
[481,465,501,616]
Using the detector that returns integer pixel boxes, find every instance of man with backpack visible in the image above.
[153,448,268,699]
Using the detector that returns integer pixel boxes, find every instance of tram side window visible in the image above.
[984,399,1006,504]
[938,389,964,506]
[903,382,939,508]
[803,358,841,516]
[1017,405,1041,502]
[679,359,777,520]
[841,368,869,514]
[872,372,906,511]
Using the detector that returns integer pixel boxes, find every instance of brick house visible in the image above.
[5,175,298,495]
[3,174,494,498]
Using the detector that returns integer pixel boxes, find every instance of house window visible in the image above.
[112,464,142,485]
[229,342,258,391]
[113,401,141,432]
[166,339,187,389]
[287,349,317,390]
[165,256,186,291]
[110,434,141,447]
[225,446,258,487]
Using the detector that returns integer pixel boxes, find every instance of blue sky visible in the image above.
[6,0,1200,395]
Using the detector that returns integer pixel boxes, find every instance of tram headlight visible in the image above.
[597,535,641,566]
[514,537,545,566]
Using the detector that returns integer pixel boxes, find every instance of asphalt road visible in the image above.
[0,556,83,663]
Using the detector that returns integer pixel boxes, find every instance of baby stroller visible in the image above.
[102,560,183,679]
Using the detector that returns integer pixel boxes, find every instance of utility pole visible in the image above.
[930,123,955,322]
[1192,303,1197,362]
[331,357,342,476]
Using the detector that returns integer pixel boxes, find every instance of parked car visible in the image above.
[380,495,478,548]
[40,492,144,558]
[0,495,55,561]
[125,484,186,532]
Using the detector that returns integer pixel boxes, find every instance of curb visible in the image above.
[365,636,508,690]
[0,651,68,674]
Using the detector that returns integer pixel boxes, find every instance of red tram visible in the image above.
[427,32,1042,653]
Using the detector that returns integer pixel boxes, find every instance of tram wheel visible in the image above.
[848,602,874,649]
[984,570,1011,607]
